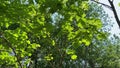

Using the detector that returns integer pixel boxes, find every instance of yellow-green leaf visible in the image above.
[52,40,55,46]
[82,39,90,46]
[71,54,77,60]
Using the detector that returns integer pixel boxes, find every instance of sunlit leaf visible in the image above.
[71,54,77,60]
[82,39,90,46]
[52,40,55,46]
[66,49,75,55]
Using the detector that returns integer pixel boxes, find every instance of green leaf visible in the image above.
[71,54,77,60]
[30,43,40,49]
[82,39,90,46]
[81,2,88,10]
[44,54,53,61]
[78,23,83,28]
[62,0,68,4]
[13,34,19,38]
[51,40,55,46]
[66,49,75,55]
[27,40,31,44]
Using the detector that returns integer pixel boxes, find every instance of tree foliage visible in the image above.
[0,0,118,68]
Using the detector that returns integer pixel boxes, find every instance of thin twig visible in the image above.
[92,0,112,10]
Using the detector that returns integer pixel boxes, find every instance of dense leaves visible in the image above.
[0,0,118,68]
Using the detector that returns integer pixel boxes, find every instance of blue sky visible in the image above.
[100,0,120,36]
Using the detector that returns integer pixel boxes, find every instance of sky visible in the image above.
[99,0,120,36]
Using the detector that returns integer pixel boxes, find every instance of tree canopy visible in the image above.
[0,0,119,68]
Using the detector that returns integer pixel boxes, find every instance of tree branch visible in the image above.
[112,0,114,2]
[92,0,120,28]
[1,35,23,68]
[92,0,112,10]
[108,0,120,28]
